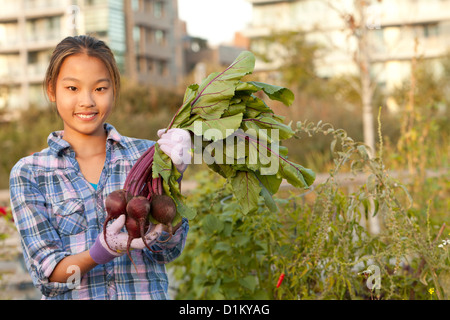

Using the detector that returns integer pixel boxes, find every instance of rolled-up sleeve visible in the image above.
[9,161,73,297]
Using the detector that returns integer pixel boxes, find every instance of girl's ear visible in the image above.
[47,84,56,102]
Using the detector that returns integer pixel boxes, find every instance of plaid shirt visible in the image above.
[9,123,189,300]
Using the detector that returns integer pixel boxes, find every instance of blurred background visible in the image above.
[0,0,449,300]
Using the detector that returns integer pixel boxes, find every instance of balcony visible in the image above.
[25,29,62,51]
[24,0,67,18]
[133,11,171,30]
[0,35,22,53]
[137,72,173,88]
[0,0,66,21]
[377,1,450,27]
[0,1,20,22]
[140,43,172,60]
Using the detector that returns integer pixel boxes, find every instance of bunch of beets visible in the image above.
[103,145,178,270]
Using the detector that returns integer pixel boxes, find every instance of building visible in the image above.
[243,0,450,92]
[124,0,185,88]
[0,0,74,110]
[0,0,186,112]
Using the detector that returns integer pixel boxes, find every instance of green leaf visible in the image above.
[172,192,197,220]
[170,83,198,129]
[419,269,428,286]
[230,171,261,215]
[396,183,414,209]
[203,214,224,234]
[239,275,257,292]
[243,116,295,141]
[207,163,236,179]
[373,198,379,217]
[235,81,260,93]
[222,101,247,117]
[178,114,202,129]
[162,174,197,220]
[279,159,316,188]
[210,278,222,296]
[259,184,279,213]
[357,145,370,160]
[186,113,244,142]
[255,172,282,195]
[214,242,232,252]
[243,96,273,118]
[362,197,370,219]
[247,81,295,106]
[190,51,255,120]
[152,144,173,181]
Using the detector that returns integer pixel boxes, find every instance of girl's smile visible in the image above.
[75,112,98,120]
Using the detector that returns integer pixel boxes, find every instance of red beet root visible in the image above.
[103,189,128,251]
[125,196,163,271]
[126,196,150,221]
[150,195,177,243]
[124,216,141,272]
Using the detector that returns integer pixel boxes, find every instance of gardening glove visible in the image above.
[89,214,163,264]
[157,128,192,174]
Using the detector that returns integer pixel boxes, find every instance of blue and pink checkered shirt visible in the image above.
[9,123,189,300]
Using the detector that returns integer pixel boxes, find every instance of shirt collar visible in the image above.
[47,123,125,156]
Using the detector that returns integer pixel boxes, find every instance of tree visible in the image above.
[326,0,378,158]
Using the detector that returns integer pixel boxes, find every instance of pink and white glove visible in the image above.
[157,128,192,174]
[90,214,163,265]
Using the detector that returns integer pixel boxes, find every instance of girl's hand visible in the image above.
[90,215,163,264]
[157,128,191,174]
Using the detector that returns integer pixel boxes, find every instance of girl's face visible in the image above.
[48,53,114,139]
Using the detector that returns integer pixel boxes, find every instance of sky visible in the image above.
[177,0,253,46]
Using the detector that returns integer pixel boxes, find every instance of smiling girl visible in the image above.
[9,35,190,300]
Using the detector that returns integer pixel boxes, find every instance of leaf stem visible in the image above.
[242,118,284,127]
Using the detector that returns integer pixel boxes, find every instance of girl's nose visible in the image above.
[78,91,96,108]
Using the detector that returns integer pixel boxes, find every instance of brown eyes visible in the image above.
[65,86,108,92]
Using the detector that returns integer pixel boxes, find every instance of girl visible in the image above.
[9,35,191,300]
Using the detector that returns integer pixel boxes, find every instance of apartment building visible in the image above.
[0,0,73,110]
[0,0,185,112]
[243,0,450,91]
[125,0,185,88]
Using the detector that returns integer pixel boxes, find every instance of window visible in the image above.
[154,1,163,18]
[27,51,38,65]
[147,58,153,73]
[423,23,439,38]
[155,29,164,45]
[156,60,166,76]
[131,0,139,11]
[133,26,141,52]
